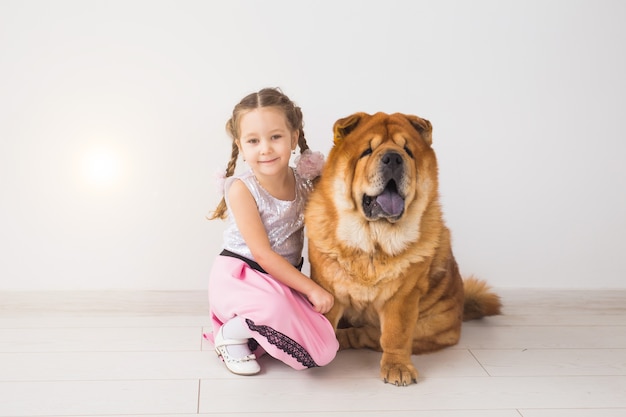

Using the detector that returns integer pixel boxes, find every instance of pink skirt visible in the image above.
[207,255,338,370]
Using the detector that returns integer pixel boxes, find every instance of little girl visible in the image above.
[206,87,339,375]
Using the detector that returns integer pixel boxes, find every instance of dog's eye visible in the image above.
[360,148,373,159]
[404,146,414,159]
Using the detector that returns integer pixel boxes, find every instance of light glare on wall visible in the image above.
[81,146,122,187]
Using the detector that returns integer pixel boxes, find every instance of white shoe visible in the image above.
[214,326,260,376]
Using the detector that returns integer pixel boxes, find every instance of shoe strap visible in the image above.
[215,336,250,348]
[226,353,257,363]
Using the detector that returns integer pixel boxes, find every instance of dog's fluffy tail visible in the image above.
[462,276,502,321]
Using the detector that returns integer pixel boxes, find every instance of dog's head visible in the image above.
[307,112,440,255]
[329,112,436,222]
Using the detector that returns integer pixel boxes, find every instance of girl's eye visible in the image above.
[247,138,258,144]
[271,135,282,140]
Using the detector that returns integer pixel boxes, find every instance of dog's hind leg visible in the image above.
[411,327,460,354]
[410,308,462,354]
[336,326,382,351]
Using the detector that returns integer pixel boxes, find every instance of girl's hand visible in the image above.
[306,285,335,314]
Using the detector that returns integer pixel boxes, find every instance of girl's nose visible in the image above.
[260,138,271,153]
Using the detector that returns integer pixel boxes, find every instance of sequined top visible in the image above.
[222,168,313,267]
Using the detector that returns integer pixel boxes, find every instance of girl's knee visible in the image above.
[314,341,339,367]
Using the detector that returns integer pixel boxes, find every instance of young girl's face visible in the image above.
[238,107,297,178]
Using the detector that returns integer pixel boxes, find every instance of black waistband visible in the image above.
[220,249,303,273]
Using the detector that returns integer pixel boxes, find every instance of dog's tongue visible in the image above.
[376,189,404,216]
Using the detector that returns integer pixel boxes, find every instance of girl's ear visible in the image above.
[291,131,298,150]
[236,141,246,162]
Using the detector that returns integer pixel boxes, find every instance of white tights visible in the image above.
[221,316,254,358]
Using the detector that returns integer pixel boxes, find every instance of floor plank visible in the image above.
[0,380,199,417]
[0,291,209,316]
[0,351,212,381]
[0,315,211,329]
[0,326,202,352]
[519,410,626,417]
[497,289,626,326]
[198,376,626,413]
[472,348,626,376]
[459,323,626,349]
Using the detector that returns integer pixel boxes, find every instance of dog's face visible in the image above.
[319,112,438,255]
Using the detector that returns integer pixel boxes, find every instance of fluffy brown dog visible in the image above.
[305,112,501,386]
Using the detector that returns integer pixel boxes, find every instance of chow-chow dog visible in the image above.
[305,112,501,386]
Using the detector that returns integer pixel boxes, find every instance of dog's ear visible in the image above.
[333,113,366,145]
[405,115,433,146]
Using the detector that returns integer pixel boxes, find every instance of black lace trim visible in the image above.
[245,318,318,368]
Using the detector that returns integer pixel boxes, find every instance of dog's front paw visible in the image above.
[380,356,418,386]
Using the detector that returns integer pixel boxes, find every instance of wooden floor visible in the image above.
[0,289,625,417]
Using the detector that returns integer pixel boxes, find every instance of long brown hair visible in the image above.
[208,87,310,220]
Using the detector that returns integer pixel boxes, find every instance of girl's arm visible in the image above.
[227,179,334,314]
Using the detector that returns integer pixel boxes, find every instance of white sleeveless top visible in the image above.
[222,168,313,267]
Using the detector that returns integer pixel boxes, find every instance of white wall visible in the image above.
[1,0,625,290]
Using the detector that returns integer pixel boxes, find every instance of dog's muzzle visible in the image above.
[362,151,406,221]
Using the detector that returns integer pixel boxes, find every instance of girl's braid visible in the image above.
[293,105,309,154]
[207,121,240,220]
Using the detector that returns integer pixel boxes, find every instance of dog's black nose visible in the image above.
[382,151,403,167]
[380,151,404,180]
[381,151,404,183]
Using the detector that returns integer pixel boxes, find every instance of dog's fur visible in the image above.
[305,112,501,386]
